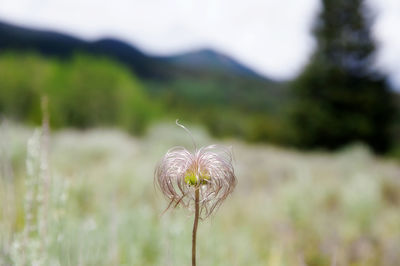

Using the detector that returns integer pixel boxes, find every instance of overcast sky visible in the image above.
[0,0,399,89]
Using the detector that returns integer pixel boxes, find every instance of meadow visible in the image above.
[1,121,400,266]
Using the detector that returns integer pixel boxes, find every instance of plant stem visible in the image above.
[192,187,200,266]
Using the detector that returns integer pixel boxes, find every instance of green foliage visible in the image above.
[289,0,397,153]
[0,52,160,134]
[0,51,291,143]
[146,77,290,144]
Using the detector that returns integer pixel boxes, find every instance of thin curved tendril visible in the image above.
[176,119,197,151]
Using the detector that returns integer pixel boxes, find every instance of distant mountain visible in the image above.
[0,21,266,80]
[0,21,162,78]
[0,20,295,144]
[159,48,262,78]
[0,20,289,122]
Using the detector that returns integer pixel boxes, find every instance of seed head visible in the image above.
[154,122,237,219]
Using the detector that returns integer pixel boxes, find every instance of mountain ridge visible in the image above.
[0,20,270,81]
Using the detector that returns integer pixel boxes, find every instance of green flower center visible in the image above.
[184,171,210,186]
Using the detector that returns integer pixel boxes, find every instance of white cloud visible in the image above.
[0,0,399,88]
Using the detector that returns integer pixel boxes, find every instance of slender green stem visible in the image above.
[192,187,200,266]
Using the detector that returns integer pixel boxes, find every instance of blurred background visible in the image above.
[0,0,400,265]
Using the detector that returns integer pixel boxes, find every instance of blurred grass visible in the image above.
[1,121,400,265]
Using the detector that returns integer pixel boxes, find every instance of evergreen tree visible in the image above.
[290,0,395,152]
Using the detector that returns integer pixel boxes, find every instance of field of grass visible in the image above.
[1,121,400,266]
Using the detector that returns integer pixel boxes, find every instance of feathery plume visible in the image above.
[155,143,236,218]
